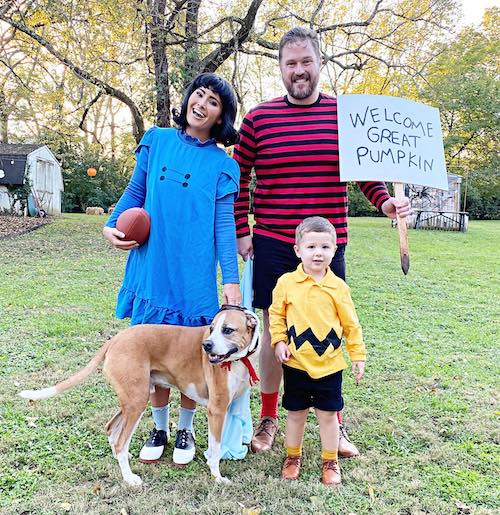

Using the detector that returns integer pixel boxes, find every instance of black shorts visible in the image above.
[282,365,344,412]
[252,234,346,310]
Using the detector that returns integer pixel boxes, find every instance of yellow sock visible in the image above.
[286,446,302,457]
[321,449,338,461]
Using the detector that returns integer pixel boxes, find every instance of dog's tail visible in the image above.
[19,339,113,401]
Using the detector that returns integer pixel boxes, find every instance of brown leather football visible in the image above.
[116,207,150,246]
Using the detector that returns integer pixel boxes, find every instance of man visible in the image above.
[234,27,411,456]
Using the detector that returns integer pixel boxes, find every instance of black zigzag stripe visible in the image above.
[287,325,341,356]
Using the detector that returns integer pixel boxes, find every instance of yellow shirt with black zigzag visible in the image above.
[269,264,366,379]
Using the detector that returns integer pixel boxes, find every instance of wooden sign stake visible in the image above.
[394,182,409,275]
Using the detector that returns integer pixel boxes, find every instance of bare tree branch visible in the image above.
[0,11,145,142]
[199,0,265,72]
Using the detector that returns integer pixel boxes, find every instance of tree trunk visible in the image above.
[0,90,8,143]
[109,96,116,160]
[184,0,201,87]
[148,0,171,128]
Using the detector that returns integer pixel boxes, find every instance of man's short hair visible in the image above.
[295,216,337,245]
[278,27,321,61]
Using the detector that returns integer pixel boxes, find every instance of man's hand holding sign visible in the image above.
[337,95,448,274]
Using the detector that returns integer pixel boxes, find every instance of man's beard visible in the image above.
[285,74,319,100]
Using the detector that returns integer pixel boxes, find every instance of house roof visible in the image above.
[0,143,45,156]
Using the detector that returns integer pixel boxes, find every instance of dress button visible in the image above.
[162,166,167,171]
[182,182,188,187]
[160,175,165,180]
[185,173,191,179]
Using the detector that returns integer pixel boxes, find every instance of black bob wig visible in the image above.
[172,73,239,147]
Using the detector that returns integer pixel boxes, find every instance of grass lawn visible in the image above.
[0,214,498,514]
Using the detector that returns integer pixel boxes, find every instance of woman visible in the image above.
[103,73,241,466]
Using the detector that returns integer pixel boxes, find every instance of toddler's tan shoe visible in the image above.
[281,455,302,480]
[321,459,341,485]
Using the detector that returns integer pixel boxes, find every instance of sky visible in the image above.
[461,0,499,25]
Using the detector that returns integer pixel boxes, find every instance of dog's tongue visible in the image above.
[209,353,226,364]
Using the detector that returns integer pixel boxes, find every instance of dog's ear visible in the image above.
[246,313,257,329]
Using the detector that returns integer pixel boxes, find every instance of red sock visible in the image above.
[337,411,342,425]
[260,391,279,419]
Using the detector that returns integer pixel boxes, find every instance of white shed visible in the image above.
[0,143,63,215]
[405,174,468,231]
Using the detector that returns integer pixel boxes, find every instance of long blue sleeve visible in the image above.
[105,145,149,228]
[216,193,239,284]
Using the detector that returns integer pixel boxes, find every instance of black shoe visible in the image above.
[172,429,195,465]
[139,428,169,463]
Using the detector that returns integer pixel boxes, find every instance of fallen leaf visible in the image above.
[26,417,38,428]
[242,509,261,515]
[120,509,128,515]
[59,503,71,511]
[92,484,101,495]
[455,500,471,513]
[368,486,375,501]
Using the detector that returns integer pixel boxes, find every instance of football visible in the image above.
[116,207,151,246]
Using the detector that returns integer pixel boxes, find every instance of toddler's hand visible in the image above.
[351,361,365,384]
[274,341,290,363]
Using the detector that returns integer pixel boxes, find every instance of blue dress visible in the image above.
[106,127,240,327]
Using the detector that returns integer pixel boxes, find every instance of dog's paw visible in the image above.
[215,476,231,484]
[124,473,143,487]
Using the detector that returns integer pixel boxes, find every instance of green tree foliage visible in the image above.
[38,132,132,212]
[61,154,130,213]
[420,8,499,219]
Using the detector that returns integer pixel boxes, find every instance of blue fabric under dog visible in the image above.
[213,259,255,460]
[207,387,253,461]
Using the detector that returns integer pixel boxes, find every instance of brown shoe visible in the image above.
[250,416,278,454]
[338,425,359,458]
[321,459,341,485]
[281,455,302,480]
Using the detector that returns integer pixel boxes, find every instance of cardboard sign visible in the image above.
[337,95,448,190]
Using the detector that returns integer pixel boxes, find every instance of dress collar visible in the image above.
[177,129,216,147]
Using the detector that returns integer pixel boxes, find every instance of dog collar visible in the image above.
[221,357,259,385]
[217,305,260,385]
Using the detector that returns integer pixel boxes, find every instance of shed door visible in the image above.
[36,159,54,211]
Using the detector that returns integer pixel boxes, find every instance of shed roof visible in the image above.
[0,143,45,156]
[0,144,47,185]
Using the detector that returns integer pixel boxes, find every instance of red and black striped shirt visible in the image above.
[234,93,390,245]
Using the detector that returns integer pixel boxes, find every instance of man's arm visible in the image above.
[234,112,257,259]
[357,181,411,219]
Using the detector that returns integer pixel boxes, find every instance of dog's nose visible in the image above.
[203,341,213,353]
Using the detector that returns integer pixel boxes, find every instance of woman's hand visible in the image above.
[103,226,139,251]
[223,283,242,305]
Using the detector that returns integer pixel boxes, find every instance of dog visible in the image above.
[19,305,260,486]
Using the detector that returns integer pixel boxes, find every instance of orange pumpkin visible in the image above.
[87,167,97,177]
